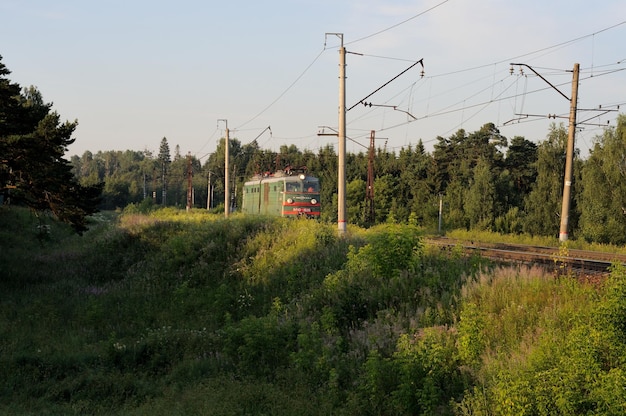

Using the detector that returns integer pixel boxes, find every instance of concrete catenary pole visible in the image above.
[366,130,375,224]
[438,193,443,234]
[186,152,193,212]
[224,126,230,218]
[207,171,212,210]
[559,63,579,242]
[338,35,347,236]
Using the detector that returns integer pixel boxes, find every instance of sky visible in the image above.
[1,0,625,161]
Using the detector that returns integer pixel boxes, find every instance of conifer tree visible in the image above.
[158,137,171,205]
[0,56,102,234]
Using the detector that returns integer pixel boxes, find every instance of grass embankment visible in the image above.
[1,206,626,415]
[448,228,626,254]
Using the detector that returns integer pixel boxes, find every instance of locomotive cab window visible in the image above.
[286,182,300,192]
[303,182,319,192]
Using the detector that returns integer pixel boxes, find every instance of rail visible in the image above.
[427,237,626,276]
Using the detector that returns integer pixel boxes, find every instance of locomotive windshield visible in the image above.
[303,181,319,192]
[285,180,319,192]
[285,182,300,192]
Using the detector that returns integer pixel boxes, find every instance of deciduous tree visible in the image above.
[578,115,626,244]
[524,123,571,236]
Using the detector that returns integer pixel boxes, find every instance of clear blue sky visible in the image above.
[2,0,625,160]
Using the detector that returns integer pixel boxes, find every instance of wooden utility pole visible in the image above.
[559,63,580,242]
[218,119,230,218]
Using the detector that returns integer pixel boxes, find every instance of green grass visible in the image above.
[455,265,626,415]
[0,207,363,414]
[2,206,625,415]
[446,228,626,254]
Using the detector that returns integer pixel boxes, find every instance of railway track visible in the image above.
[427,237,626,276]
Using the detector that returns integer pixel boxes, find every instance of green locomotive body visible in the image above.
[241,168,320,218]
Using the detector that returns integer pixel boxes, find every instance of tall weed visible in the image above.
[10,206,619,415]
[456,265,625,415]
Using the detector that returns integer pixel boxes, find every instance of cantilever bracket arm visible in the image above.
[510,63,570,102]
[361,101,417,120]
[349,59,424,111]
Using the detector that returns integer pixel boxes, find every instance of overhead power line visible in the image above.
[345,0,451,46]
[235,48,326,131]
[235,17,624,156]
[429,20,626,79]
[194,127,219,160]
[365,62,625,138]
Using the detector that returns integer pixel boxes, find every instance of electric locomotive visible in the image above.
[241,166,320,218]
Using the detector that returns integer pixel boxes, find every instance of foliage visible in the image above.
[447,228,626,254]
[4,204,626,415]
[456,266,626,415]
[505,136,538,208]
[465,157,497,230]
[393,326,466,414]
[523,123,578,237]
[157,137,170,205]
[0,56,102,233]
[4,53,621,242]
[56,108,626,246]
[448,228,560,247]
[579,115,626,244]
[0,207,476,414]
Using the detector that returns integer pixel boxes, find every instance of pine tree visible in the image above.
[158,137,171,205]
[0,56,102,233]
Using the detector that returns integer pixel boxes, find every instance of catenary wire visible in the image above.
[345,0,452,47]
[367,65,625,140]
[234,48,326,131]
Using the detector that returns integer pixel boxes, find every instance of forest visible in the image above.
[70,114,626,245]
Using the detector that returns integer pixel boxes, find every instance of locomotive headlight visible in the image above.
[287,198,294,204]
[310,199,317,205]
[299,174,306,180]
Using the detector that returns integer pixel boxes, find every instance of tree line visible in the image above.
[69,115,626,245]
[3,54,626,244]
